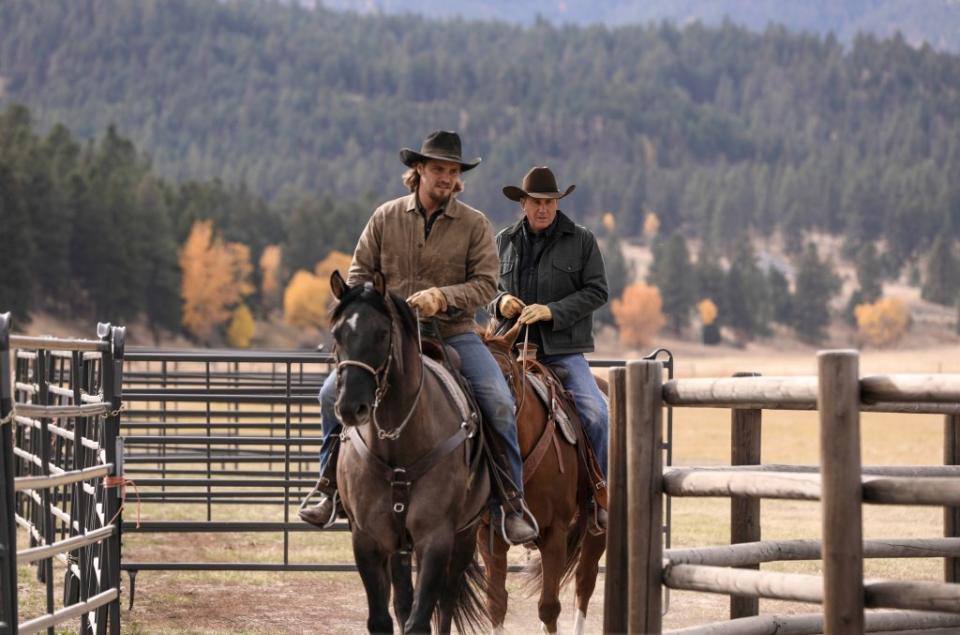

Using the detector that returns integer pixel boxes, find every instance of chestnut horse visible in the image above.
[479,323,606,634]
[329,271,490,634]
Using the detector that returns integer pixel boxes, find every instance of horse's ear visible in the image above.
[330,270,347,299]
[372,271,387,296]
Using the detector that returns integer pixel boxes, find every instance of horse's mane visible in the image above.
[330,283,419,340]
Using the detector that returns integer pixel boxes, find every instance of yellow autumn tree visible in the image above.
[601,212,616,233]
[314,250,353,281]
[698,298,718,326]
[180,220,254,340]
[227,304,255,348]
[259,245,283,313]
[855,297,910,347]
[611,283,666,347]
[284,270,331,329]
[643,212,660,241]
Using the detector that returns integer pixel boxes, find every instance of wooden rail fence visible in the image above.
[605,350,960,635]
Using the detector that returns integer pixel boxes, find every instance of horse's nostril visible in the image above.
[355,403,370,419]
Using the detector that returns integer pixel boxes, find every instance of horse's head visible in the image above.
[328,270,416,427]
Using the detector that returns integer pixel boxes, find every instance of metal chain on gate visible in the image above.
[0,406,15,426]
[104,403,125,418]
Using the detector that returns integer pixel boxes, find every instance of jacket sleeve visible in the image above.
[547,230,609,331]
[346,208,382,287]
[490,231,510,319]
[438,215,498,312]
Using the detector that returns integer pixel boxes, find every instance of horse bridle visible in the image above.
[334,307,424,441]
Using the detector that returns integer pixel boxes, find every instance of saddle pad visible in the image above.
[526,373,577,445]
[422,355,472,423]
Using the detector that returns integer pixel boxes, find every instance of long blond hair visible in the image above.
[402,163,464,194]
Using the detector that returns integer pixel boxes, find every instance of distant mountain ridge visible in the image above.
[315,0,960,52]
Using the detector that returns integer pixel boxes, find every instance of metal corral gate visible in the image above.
[0,315,125,635]
[116,346,670,605]
[118,346,339,600]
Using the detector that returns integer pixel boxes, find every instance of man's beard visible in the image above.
[427,188,451,206]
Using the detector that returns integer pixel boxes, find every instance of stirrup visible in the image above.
[300,482,339,529]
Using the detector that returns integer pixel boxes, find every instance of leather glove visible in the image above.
[518,303,552,325]
[498,294,525,318]
[406,287,448,318]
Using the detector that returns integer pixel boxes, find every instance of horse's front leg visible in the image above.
[390,551,414,630]
[404,531,454,634]
[352,530,393,634]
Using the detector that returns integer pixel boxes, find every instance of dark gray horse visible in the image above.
[328,270,490,634]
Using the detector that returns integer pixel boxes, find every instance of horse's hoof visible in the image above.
[539,622,559,634]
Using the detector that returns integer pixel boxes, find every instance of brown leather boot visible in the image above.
[299,493,337,528]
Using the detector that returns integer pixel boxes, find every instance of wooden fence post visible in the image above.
[945,414,960,583]
[604,367,628,634]
[627,360,663,634]
[730,371,761,619]
[818,350,864,634]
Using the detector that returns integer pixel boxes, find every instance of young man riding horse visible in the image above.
[493,166,610,532]
[300,130,539,546]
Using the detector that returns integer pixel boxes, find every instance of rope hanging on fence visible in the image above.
[103,475,142,529]
[0,402,124,422]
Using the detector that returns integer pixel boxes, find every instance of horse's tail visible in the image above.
[518,513,590,595]
[434,548,490,634]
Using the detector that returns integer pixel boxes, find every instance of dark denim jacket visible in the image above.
[492,211,609,355]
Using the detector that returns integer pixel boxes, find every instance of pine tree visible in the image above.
[767,266,793,326]
[792,243,841,342]
[724,241,770,341]
[0,162,35,322]
[855,242,883,304]
[598,232,634,325]
[648,232,695,335]
[921,233,958,306]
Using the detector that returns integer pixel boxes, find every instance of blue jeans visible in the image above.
[318,332,524,496]
[540,353,608,478]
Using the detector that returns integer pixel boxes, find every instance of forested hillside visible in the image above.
[2,0,959,263]
[316,0,960,52]
[2,0,960,346]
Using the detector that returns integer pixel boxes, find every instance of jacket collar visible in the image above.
[404,192,462,218]
[506,210,575,239]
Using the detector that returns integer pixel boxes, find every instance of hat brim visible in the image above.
[503,184,575,202]
[400,149,481,172]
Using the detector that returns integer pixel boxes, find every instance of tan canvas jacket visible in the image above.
[347,193,499,337]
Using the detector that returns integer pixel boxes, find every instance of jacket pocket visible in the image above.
[551,260,583,274]
[550,259,582,298]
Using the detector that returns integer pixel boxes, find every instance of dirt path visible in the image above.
[121,568,610,634]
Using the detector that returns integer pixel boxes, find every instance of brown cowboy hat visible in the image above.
[503,166,575,201]
[399,130,481,172]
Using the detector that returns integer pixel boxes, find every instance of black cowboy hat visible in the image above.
[399,130,481,172]
[503,166,575,201]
